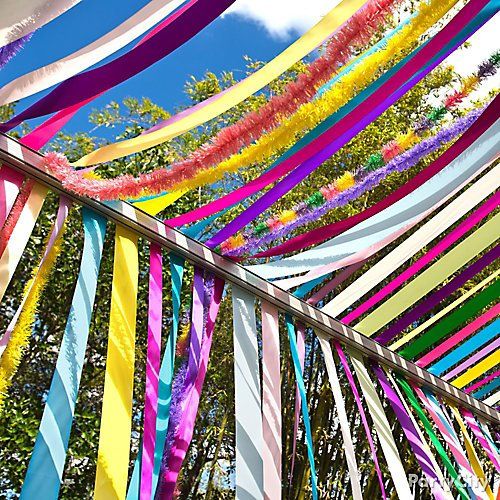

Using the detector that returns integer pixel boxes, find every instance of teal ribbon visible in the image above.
[285,314,318,500]
[127,253,185,499]
[21,208,107,499]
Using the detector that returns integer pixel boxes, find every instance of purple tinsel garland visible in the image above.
[0,33,33,69]
[226,106,484,257]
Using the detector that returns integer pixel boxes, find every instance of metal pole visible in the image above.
[1,133,498,424]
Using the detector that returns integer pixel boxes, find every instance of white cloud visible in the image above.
[222,0,335,39]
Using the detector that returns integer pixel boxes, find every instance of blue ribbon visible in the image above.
[473,377,500,400]
[21,208,107,499]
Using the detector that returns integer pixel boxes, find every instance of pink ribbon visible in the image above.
[465,369,500,394]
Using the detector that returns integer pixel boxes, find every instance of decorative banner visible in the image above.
[285,315,318,500]
[232,286,264,499]
[348,350,413,499]
[94,226,139,499]
[0,182,48,302]
[0,0,186,105]
[317,333,362,500]
[0,0,80,46]
[72,0,367,166]
[20,208,106,499]
[261,301,282,500]
[391,273,499,353]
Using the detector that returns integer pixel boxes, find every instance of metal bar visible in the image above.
[1,133,498,424]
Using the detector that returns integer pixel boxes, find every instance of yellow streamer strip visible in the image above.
[94,226,139,499]
[451,351,500,389]
[448,404,494,499]
[73,0,456,173]
[355,213,500,336]
[388,271,500,351]
[133,189,186,215]
[74,0,365,166]
[0,221,65,408]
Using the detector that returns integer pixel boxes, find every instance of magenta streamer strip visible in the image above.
[417,305,500,368]
[461,409,500,472]
[140,244,163,500]
[343,193,499,324]
[373,365,449,500]
[0,0,235,132]
[205,0,490,250]
[228,107,484,257]
[465,369,500,394]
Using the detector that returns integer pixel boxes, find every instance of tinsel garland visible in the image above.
[220,52,499,253]
[0,219,66,408]
[0,33,33,69]
[43,0,449,201]
[224,106,485,256]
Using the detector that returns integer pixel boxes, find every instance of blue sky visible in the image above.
[0,0,298,135]
[1,1,498,137]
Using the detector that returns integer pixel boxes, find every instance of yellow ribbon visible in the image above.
[355,213,500,336]
[94,226,139,499]
[451,351,500,389]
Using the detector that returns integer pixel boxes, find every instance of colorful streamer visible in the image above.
[0,32,33,69]
[20,208,106,499]
[94,226,139,499]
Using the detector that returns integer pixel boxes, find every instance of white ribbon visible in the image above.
[0,0,185,105]
[317,333,362,499]
[232,286,264,499]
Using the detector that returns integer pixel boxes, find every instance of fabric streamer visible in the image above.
[94,226,139,499]
[232,286,264,499]
[206,0,492,251]
[159,275,224,498]
[414,387,489,499]
[417,304,500,368]
[0,196,70,359]
[0,168,25,228]
[325,172,499,320]
[348,350,413,499]
[450,350,499,389]
[0,182,47,302]
[261,301,282,500]
[257,121,499,287]
[371,240,500,344]
[467,369,500,395]
[373,365,451,500]
[0,0,186,105]
[461,409,500,472]
[396,377,469,500]
[285,315,318,500]
[428,320,499,377]
[472,377,500,399]
[140,243,163,500]
[20,208,106,499]
[72,0,368,166]
[317,333,362,499]
[483,392,500,406]
[0,0,80,46]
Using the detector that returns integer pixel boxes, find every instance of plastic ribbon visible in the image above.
[258,119,499,286]
[330,187,500,322]
[94,226,139,499]
[415,387,489,499]
[373,366,451,500]
[232,286,264,499]
[483,392,500,406]
[396,377,469,500]
[0,196,70,359]
[0,0,238,133]
[392,276,500,354]
[460,409,500,472]
[140,243,163,500]
[0,0,186,105]
[473,377,500,399]
[451,350,500,389]
[467,369,500,395]
[429,320,499,376]
[448,405,494,499]
[261,301,282,500]
[285,314,318,500]
[0,167,25,228]
[20,208,106,499]
[160,274,224,498]
[0,182,48,302]
[372,241,500,344]
[0,0,80,46]
[72,0,368,166]
[349,350,413,499]
[317,333,362,499]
